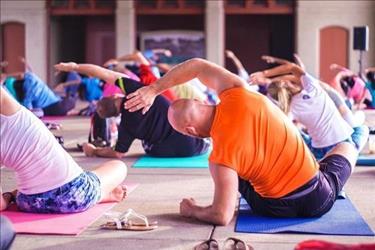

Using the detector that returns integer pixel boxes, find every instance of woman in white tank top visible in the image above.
[250,58,368,160]
[0,87,127,213]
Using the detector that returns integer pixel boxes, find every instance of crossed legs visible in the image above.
[91,160,128,203]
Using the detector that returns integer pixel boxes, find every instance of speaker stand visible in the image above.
[358,50,364,76]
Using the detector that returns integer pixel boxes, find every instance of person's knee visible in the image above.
[110,160,127,180]
[0,215,15,250]
[330,141,356,154]
[326,142,357,168]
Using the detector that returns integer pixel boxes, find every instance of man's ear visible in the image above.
[186,126,198,137]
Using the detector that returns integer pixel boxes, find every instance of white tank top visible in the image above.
[290,74,353,148]
[0,107,83,194]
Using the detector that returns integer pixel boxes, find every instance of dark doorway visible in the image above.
[225,14,294,74]
[49,16,115,82]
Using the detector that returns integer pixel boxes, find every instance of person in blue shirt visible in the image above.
[3,71,75,116]
[79,76,103,102]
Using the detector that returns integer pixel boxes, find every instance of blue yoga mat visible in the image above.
[235,197,374,236]
[357,154,375,166]
[132,153,209,168]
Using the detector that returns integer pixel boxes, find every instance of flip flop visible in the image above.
[194,239,219,250]
[101,209,158,231]
[223,237,253,250]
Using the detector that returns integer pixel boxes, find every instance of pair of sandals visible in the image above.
[195,238,253,250]
[101,209,158,231]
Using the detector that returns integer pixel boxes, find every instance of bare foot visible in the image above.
[82,143,96,157]
[109,185,127,202]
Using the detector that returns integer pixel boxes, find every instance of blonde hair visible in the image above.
[267,81,293,114]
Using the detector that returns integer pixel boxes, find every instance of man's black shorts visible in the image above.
[238,154,352,218]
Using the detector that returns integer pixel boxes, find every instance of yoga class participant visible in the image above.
[54,62,210,159]
[0,87,127,213]
[124,58,365,225]
[253,56,368,160]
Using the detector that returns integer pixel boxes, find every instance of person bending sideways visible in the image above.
[54,62,210,158]
[1,57,76,116]
[124,58,364,225]
[0,87,127,213]
[252,56,368,160]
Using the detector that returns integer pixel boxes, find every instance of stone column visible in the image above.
[116,0,136,57]
[205,1,225,66]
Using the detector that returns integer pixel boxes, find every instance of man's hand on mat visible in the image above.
[54,62,78,73]
[124,85,158,114]
[82,143,96,157]
[180,198,196,217]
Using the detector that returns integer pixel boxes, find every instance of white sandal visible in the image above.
[101,209,158,231]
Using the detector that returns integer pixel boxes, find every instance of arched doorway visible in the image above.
[319,26,349,83]
[1,22,26,73]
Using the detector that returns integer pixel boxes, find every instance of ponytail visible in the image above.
[267,82,293,114]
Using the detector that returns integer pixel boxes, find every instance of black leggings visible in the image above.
[239,155,351,218]
[43,96,76,116]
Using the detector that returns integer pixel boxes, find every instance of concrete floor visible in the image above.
[1,111,375,250]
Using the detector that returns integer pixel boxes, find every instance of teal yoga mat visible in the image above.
[133,153,209,168]
[357,154,375,166]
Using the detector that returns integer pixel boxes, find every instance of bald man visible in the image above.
[124,58,361,225]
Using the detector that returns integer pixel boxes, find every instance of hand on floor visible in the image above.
[180,198,196,217]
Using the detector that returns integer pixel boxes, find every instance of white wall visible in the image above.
[297,0,375,77]
[116,0,135,57]
[0,0,48,81]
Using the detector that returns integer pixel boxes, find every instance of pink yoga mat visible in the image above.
[0,182,139,235]
[41,116,66,121]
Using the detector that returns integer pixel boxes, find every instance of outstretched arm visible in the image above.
[250,63,305,87]
[19,57,33,72]
[330,63,351,73]
[226,50,247,73]
[262,54,306,70]
[180,164,238,225]
[124,58,245,113]
[293,54,306,70]
[104,51,150,67]
[261,55,291,65]
[151,48,172,57]
[54,62,128,84]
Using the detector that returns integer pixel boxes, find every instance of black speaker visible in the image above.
[353,26,369,51]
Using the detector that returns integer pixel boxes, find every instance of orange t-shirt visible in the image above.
[209,87,319,198]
